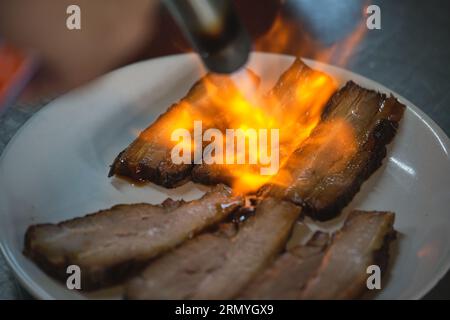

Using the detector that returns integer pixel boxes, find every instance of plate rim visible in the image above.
[1,52,449,300]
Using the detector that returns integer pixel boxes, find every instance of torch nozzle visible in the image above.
[164,0,251,74]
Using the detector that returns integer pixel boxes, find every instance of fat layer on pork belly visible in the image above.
[24,185,242,290]
[125,198,301,300]
[240,210,396,300]
[238,231,330,300]
[108,71,260,188]
[300,210,396,299]
[267,81,405,220]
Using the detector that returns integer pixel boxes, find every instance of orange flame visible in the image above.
[195,60,338,194]
[218,5,368,193]
[135,4,368,195]
[272,118,358,190]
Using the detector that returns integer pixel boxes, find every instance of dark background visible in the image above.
[0,0,449,299]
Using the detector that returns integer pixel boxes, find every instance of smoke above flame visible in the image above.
[255,2,369,67]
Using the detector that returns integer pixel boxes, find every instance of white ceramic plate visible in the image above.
[1,53,449,300]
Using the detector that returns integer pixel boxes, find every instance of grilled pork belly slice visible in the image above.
[24,185,242,290]
[109,71,259,188]
[126,224,236,300]
[191,58,337,188]
[126,198,301,299]
[300,210,396,299]
[268,82,405,220]
[239,232,329,299]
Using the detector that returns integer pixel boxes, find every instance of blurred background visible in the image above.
[0,0,449,299]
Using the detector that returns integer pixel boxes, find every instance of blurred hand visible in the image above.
[0,0,158,100]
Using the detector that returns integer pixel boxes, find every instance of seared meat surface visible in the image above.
[268,82,405,220]
[240,210,396,299]
[300,210,396,299]
[191,58,337,188]
[109,71,259,187]
[239,232,329,299]
[24,185,242,290]
[126,198,301,299]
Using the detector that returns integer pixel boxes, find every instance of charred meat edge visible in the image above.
[23,185,242,290]
[125,198,301,299]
